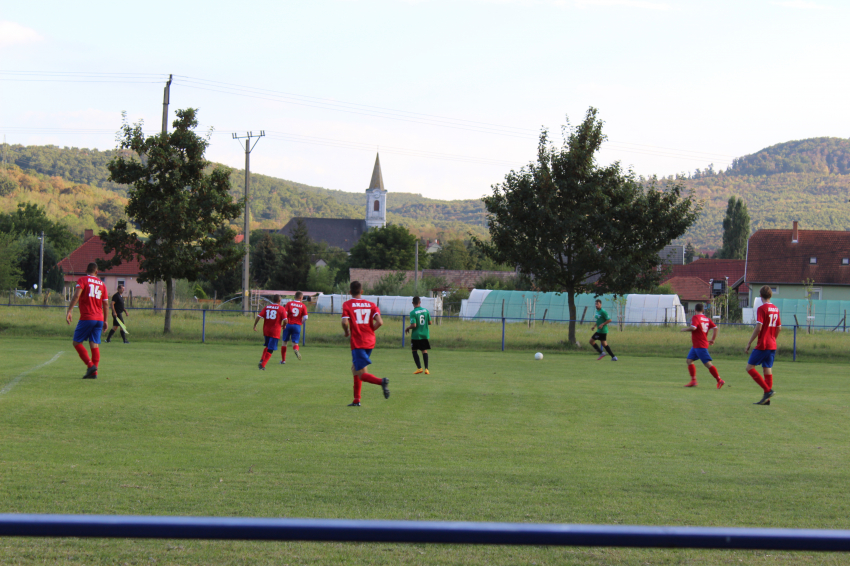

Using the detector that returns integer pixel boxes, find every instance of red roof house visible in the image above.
[744,221,850,302]
[662,258,750,306]
[57,229,150,299]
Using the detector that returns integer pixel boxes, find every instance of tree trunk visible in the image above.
[567,287,578,346]
[164,278,174,334]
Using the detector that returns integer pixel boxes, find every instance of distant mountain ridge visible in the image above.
[4,138,850,250]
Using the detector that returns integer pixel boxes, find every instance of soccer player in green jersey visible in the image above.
[405,296,432,374]
[590,298,618,361]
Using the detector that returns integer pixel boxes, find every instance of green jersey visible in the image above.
[595,308,610,334]
[409,306,431,340]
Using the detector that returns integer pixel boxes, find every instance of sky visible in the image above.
[2,0,849,201]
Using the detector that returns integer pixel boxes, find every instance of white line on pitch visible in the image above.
[0,351,64,396]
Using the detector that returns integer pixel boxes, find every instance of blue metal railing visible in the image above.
[1,514,850,551]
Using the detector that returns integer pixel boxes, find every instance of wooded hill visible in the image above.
[1,144,488,241]
[3,137,850,250]
[671,137,850,250]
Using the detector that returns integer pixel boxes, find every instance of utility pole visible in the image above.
[154,74,173,312]
[232,131,265,314]
[38,231,44,295]
[414,240,419,294]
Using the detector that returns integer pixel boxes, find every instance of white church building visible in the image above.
[279,153,388,251]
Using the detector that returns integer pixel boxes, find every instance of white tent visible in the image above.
[623,294,685,325]
[315,294,442,316]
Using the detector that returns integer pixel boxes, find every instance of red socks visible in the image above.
[281,346,287,362]
[260,349,272,367]
[764,373,773,390]
[353,377,362,403]
[748,368,770,392]
[687,365,697,379]
[352,373,383,403]
[360,373,382,385]
[74,344,92,367]
[708,366,721,382]
[91,347,100,367]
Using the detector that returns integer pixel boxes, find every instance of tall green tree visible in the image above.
[429,239,471,270]
[349,224,416,270]
[0,233,23,291]
[272,219,312,290]
[0,202,79,258]
[251,232,287,288]
[475,108,701,345]
[684,242,696,264]
[718,196,750,260]
[15,235,65,292]
[98,109,245,333]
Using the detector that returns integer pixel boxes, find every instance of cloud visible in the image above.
[402,0,672,9]
[0,21,43,47]
[772,0,828,8]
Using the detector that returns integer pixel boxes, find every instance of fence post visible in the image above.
[202,309,206,343]
[580,306,588,324]
[501,317,506,351]
[402,315,405,348]
[303,318,306,347]
[793,325,797,362]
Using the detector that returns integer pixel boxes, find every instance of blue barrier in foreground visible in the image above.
[2,515,850,551]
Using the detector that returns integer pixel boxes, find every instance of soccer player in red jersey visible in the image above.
[341,281,389,406]
[746,285,781,405]
[253,294,286,370]
[680,303,724,389]
[281,291,308,363]
[65,262,108,379]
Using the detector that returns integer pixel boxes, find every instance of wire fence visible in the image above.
[1,514,850,551]
[4,302,850,362]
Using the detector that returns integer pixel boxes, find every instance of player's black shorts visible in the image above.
[112,313,125,327]
[591,332,608,342]
[411,338,431,351]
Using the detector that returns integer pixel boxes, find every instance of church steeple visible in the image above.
[369,153,385,191]
[365,153,388,229]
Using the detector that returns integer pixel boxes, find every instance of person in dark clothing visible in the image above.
[106,285,129,344]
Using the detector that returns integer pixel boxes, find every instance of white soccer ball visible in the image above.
[534,352,543,360]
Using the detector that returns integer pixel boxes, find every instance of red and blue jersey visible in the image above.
[342,298,380,350]
[284,300,307,326]
[690,314,716,349]
[756,303,781,350]
[258,303,285,338]
[75,276,107,321]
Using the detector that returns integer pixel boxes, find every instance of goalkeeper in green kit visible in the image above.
[405,296,432,374]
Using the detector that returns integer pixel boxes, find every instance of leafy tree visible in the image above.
[251,232,287,288]
[98,109,245,333]
[0,172,18,196]
[475,108,700,345]
[0,233,23,291]
[367,271,408,295]
[349,224,416,270]
[718,196,750,260]
[306,265,338,294]
[272,218,312,290]
[15,235,65,292]
[684,242,696,264]
[0,202,79,258]
[429,239,471,270]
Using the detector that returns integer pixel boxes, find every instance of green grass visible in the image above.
[2,338,850,564]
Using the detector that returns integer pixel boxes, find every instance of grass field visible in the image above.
[2,336,850,565]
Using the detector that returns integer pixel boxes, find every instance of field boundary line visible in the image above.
[0,351,64,396]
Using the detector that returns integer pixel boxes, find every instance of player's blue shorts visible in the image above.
[282,323,301,344]
[687,347,713,363]
[73,320,103,344]
[748,349,776,368]
[264,336,279,352]
[351,348,373,371]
